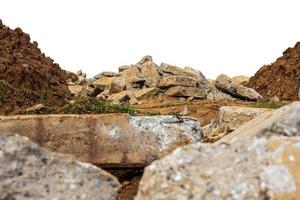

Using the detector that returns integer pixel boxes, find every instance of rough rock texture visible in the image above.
[92,76,117,92]
[184,66,211,89]
[107,91,132,104]
[232,75,249,85]
[0,114,201,167]
[94,71,120,79]
[0,20,72,113]
[159,76,197,88]
[219,106,272,131]
[246,42,300,101]
[140,60,161,87]
[110,78,127,93]
[165,86,208,98]
[0,134,120,200]
[86,56,243,104]
[207,88,237,101]
[215,74,263,101]
[133,87,159,100]
[219,101,300,144]
[68,85,84,97]
[160,63,195,77]
[201,106,272,142]
[120,66,142,83]
[118,65,130,73]
[67,70,88,97]
[136,136,300,200]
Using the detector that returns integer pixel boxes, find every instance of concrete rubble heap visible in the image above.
[67,56,261,103]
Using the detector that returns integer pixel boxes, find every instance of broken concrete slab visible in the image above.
[201,106,273,142]
[165,86,208,98]
[136,136,300,199]
[158,76,198,88]
[219,106,273,131]
[0,134,120,200]
[0,114,201,168]
[133,87,159,100]
[218,101,299,144]
[215,74,263,101]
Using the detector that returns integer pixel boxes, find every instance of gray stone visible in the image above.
[107,91,132,104]
[215,74,263,101]
[136,136,300,200]
[118,65,130,72]
[94,72,120,79]
[120,66,142,83]
[218,101,300,144]
[133,87,159,100]
[158,76,198,88]
[137,55,153,65]
[0,134,120,200]
[140,61,161,87]
[92,76,117,91]
[110,78,126,93]
[165,86,208,98]
[184,66,211,89]
[232,75,249,85]
[160,63,195,77]
[202,106,272,142]
[219,106,272,131]
[68,85,84,97]
[207,89,237,101]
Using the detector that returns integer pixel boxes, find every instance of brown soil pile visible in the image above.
[0,19,73,114]
[246,42,300,101]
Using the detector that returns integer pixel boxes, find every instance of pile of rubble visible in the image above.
[1,101,300,199]
[68,56,262,104]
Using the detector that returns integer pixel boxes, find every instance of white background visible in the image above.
[1,0,300,79]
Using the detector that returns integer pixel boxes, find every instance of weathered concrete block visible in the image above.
[218,102,300,144]
[0,134,120,200]
[219,106,272,131]
[0,114,201,167]
[136,136,300,199]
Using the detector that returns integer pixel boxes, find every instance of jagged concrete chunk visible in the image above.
[92,76,117,91]
[118,65,130,73]
[136,136,300,199]
[0,134,120,200]
[110,78,127,93]
[140,60,161,87]
[215,74,263,101]
[94,72,120,79]
[133,87,159,100]
[218,101,300,144]
[232,75,249,85]
[207,89,238,101]
[165,86,208,98]
[160,63,196,77]
[201,106,272,142]
[0,114,201,167]
[159,76,198,88]
[219,106,272,131]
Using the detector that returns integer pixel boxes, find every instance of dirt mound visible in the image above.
[0,19,72,114]
[246,42,300,101]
